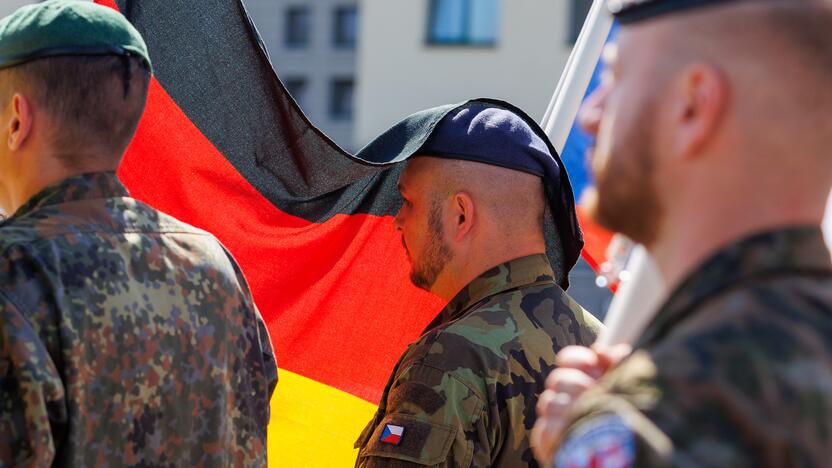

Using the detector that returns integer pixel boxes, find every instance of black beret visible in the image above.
[356,98,583,290]
[610,0,750,24]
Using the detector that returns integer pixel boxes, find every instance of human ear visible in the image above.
[7,93,33,151]
[452,192,475,241]
[671,64,728,159]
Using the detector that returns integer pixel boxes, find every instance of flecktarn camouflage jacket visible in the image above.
[0,172,277,467]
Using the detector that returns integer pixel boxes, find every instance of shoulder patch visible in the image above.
[360,413,456,465]
[379,423,405,445]
[555,414,635,468]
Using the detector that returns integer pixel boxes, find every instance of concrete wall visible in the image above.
[355,0,575,147]
[0,0,36,18]
[244,0,358,151]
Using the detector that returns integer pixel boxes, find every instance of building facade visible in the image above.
[0,0,37,18]
[354,0,614,316]
[244,0,359,151]
[355,0,591,146]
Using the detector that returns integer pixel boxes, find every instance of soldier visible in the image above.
[352,100,603,466]
[532,0,832,466]
[0,2,277,466]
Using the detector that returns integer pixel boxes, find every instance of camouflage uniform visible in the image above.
[0,172,277,467]
[355,254,603,467]
[556,226,832,467]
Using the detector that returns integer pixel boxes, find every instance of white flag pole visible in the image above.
[540,0,667,346]
[541,0,613,153]
[824,191,832,254]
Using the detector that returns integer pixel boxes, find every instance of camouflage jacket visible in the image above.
[355,254,603,467]
[0,172,277,467]
[556,226,832,468]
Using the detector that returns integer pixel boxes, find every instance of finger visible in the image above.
[594,343,633,368]
[536,389,572,417]
[544,367,596,391]
[555,345,600,369]
[552,368,596,395]
[531,417,564,465]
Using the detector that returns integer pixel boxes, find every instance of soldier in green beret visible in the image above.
[0,1,277,465]
[532,0,832,466]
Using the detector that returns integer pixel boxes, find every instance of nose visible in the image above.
[577,85,609,138]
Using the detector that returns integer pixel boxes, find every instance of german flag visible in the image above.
[95,0,609,465]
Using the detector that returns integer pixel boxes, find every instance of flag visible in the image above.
[95,0,613,464]
[560,51,613,273]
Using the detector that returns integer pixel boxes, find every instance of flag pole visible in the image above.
[540,0,613,153]
[595,246,666,346]
[540,0,667,346]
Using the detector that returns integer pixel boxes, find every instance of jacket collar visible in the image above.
[9,171,127,221]
[422,253,556,334]
[637,225,832,348]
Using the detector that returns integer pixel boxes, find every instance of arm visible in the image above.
[222,245,278,397]
[553,349,753,468]
[356,363,489,467]
[0,292,66,466]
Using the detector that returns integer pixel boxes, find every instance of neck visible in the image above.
[650,193,826,291]
[2,148,116,214]
[432,236,546,301]
[4,166,71,214]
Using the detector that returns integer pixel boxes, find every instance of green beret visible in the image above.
[0,0,150,71]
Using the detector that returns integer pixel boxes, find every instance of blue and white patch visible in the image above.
[555,414,635,468]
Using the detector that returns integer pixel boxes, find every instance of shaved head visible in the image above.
[653,0,832,168]
[395,155,548,297]
[581,0,832,285]
[420,157,546,237]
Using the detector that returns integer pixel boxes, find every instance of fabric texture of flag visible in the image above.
[93,0,613,465]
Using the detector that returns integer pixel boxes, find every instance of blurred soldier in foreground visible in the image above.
[532,0,832,466]
[353,100,602,466]
[0,2,277,465]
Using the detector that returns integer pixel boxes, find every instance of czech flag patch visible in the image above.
[380,423,405,445]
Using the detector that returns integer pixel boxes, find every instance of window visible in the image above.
[427,0,499,46]
[570,0,593,43]
[333,5,358,48]
[329,78,354,120]
[285,6,311,47]
[284,77,307,109]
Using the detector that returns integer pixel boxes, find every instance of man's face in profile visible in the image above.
[394,159,453,292]
[579,29,665,247]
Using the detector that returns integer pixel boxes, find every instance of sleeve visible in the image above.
[253,303,278,397]
[222,244,278,397]
[356,363,489,468]
[554,404,750,468]
[0,291,66,466]
[554,349,754,468]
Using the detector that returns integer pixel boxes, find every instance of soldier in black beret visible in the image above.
[352,100,603,466]
[533,0,832,466]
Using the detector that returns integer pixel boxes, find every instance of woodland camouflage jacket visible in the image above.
[356,254,602,467]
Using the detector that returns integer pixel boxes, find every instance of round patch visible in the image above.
[555,414,635,468]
